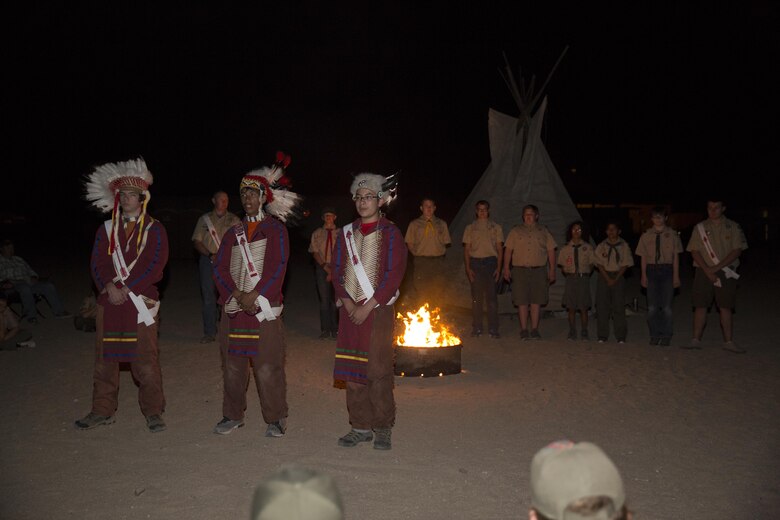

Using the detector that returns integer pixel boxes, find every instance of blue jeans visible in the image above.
[470,257,498,334]
[315,266,338,333]
[199,255,218,336]
[646,264,674,339]
[14,281,65,320]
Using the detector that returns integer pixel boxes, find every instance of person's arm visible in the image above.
[463,242,475,282]
[123,222,169,296]
[1,323,20,342]
[640,256,648,288]
[193,239,211,258]
[213,226,240,304]
[547,247,557,284]
[494,241,503,282]
[713,249,743,271]
[673,252,681,288]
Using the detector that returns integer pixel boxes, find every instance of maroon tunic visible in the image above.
[332,217,407,384]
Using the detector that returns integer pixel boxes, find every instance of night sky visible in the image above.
[5,2,776,232]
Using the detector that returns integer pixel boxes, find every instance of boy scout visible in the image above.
[684,199,748,353]
[502,205,557,340]
[593,221,634,343]
[405,198,451,306]
[634,206,682,346]
[557,221,594,341]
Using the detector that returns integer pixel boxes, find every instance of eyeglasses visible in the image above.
[353,195,379,202]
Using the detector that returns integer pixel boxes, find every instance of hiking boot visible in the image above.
[567,328,577,341]
[199,335,215,344]
[146,414,166,433]
[658,338,671,347]
[681,338,702,350]
[529,329,541,340]
[338,429,373,447]
[373,428,392,450]
[520,329,530,340]
[265,420,286,438]
[580,330,589,341]
[75,412,115,430]
[722,341,746,354]
[213,416,244,435]
[318,331,330,340]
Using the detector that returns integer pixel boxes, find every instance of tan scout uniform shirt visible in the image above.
[504,224,557,267]
[557,242,595,274]
[309,227,338,263]
[463,220,504,258]
[191,211,241,255]
[594,239,634,271]
[686,217,748,269]
[405,216,451,257]
[634,227,683,264]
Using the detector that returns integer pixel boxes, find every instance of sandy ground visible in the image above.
[1,252,778,520]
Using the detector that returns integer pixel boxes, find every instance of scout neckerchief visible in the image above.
[233,223,279,322]
[696,222,739,286]
[606,240,622,266]
[203,214,221,250]
[572,243,581,275]
[343,223,399,306]
[104,220,156,326]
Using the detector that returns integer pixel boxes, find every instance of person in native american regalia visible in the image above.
[212,152,301,437]
[332,173,407,450]
[76,159,169,433]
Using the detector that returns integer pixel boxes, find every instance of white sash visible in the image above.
[233,225,280,322]
[203,215,221,250]
[343,225,399,307]
[103,220,158,326]
[697,223,739,286]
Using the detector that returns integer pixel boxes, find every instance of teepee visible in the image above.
[441,50,581,312]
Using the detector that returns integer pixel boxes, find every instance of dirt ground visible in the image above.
[1,253,778,519]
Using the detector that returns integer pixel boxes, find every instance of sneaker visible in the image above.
[338,429,373,447]
[200,335,215,344]
[580,330,589,341]
[489,331,500,339]
[529,329,542,340]
[597,337,607,343]
[318,331,330,340]
[658,338,671,347]
[373,428,392,450]
[75,412,115,430]
[470,329,482,338]
[681,338,702,350]
[146,414,166,433]
[329,331,338,341]
[16,340,36,348]
[265,420,286,438]
[520,329,530,340]
[54,311,73,319]
[567,328,577,341]
[722,341,746,354]
[213,416,245,435]
[649,337,660,346]
[617,339,626,344]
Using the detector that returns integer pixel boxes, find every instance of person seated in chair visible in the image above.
[0,239,71,323]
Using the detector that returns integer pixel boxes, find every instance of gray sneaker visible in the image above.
[265,420,286,438]
[529,329,542,340]
[146,414,166,433]
[338,429,373,447]
[213,416,245,435]
[75,412,115,430]
[373,428,392,450]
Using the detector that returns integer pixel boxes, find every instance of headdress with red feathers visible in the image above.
[240,151,302,223]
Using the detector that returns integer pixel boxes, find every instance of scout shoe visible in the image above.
[373,428,392,450]
[265,420,286,438]
[146,415,166,433]
[213,416,245,435]
[338,429,373,447]
[75,412,115,430]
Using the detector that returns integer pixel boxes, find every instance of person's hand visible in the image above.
[493,268,500,282]
[466,268,475,283]
[238,290,259,311]
[640,275,648,288]
[106,284,127,305]
[0,280,13,290]
[548,270,556,285]
[606,277,616,287]
[342,299,357,316]
[502,267,511,283]
[673,277,681,288]
[350,302,373,325]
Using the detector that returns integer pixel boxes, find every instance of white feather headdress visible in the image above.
[240,151,302,223]
[350,172,399,205]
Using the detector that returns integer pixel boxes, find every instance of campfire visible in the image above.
[394,304,463,377]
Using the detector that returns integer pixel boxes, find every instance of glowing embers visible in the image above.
[395,304,462,377]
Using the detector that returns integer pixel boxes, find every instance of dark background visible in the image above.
[3,2,777,259]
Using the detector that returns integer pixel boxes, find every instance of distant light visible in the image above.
[302,209,311,218]
[570,168,577,174]
[438,372,443,377]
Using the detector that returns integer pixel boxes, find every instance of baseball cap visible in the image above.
[251,467,344,520]
[530,440,625,520]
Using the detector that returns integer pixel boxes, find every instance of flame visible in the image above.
[396,304,461,347]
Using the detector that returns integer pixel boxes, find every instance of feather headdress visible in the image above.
[350,172,399,205]
[239,151,302,223]
[84,158,153,254]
